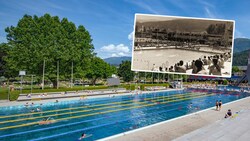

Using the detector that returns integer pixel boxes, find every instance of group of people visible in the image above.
[153,52,231,76]
[187,83,217,89]
[215,100,233,118]
[215,100,222,111]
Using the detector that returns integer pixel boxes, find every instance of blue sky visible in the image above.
[0,0,250,58]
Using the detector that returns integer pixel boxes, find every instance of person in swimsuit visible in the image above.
[39,117,56,125]
[215,100,219,111]
[218,100,222,111]
[225,109,232,118]
[79,133,86,140]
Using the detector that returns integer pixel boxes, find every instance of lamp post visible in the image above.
[152,72,153,84]
[30,75,35,94]
[7,80,10,101]
[57,60,59,89]
[42,59,45,90]
[71,61,74,88]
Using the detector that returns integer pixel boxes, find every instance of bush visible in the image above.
[223,79,228,85]
[123,84,136,90]
[123,83,169,91]
[4,85,110,101]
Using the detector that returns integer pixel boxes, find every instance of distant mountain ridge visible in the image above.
[104,56,131,66]
[233,49,250,66]
[233,38,250,53]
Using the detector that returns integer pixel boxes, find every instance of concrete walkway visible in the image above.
[174,109,250,141]
[103,97,250,141]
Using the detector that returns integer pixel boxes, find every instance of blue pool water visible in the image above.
[0,88,249,141]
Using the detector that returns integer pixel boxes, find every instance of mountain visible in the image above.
[104,56,131,66]
[234,38,250,53]
[137,19,229,33]
[233,49,250,66]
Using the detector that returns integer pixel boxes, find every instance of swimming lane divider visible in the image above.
[0,93,198,124]
[0,92,193,119]
[30,107,187,141]
[0,93,213,131]
[0,99,196,139]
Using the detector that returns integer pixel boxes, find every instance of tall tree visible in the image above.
[85,57,115,85]
[0,43,8,76]
[118,61,134,82]
[4,14,95,87]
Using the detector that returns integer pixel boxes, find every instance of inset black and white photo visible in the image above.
[132,14,235,77]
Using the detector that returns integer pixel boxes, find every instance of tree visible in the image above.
[0,43,7,76]
[118,61,134,82]
[4,14,95,87]
[232,66,240,73]
[0,43,13,78]
[85,57,115,85]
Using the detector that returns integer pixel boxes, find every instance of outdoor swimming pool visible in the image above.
[0,88,249,141]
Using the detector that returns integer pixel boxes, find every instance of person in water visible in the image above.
[79,133,86,140]
[39,117,55,125]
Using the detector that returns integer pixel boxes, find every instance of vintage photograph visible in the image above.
[132,14,235,77]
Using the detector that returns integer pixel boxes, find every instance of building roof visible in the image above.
[235,66,247,70]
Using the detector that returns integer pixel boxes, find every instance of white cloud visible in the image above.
[128,31,134,40]
[101,44,129,53]
[100,44,131,58]
[111,52,126,57]
[118,52,125,56]
[111,53,118,57]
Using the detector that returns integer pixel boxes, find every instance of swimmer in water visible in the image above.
[25,102,29,107]
[39,117,56,125]
[36,107,41,112]
[79,133,86,140]
[188,103,192,109]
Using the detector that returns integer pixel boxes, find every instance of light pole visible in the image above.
[158,73,159,84]
[8,80,10,101]
[57,60,59,89]
[71,61,74,88]
[152,72,153,84]
[42,59,45,90]
[21,75,23,94]
[30,75,35,94]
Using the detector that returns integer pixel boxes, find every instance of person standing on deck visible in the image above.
[218,100,222,111]
[215,100,219,111]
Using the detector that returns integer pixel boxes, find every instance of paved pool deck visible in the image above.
[102,96,250,141]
